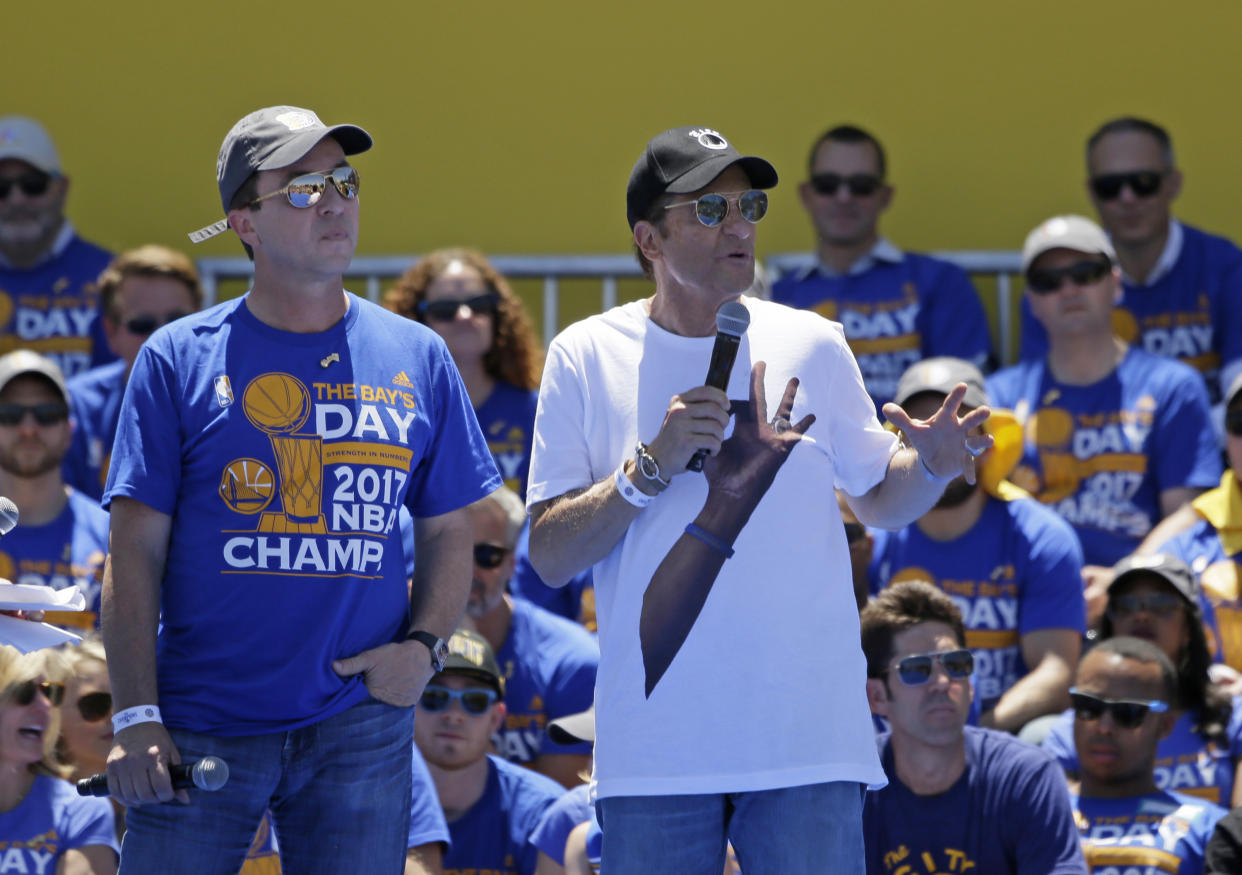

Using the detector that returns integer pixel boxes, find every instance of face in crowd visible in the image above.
[1087,129,1180,251]
[1025,247,1120,341]
[466,499,516,620]
[868,619,974,748]
[414,672,505,771]
[797,136,891,249]
[0,158,67,258]
[0,374,71,478]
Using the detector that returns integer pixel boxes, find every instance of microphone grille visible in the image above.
[193,756,230,791]
[716,301,750,338]
[0,497,18,535]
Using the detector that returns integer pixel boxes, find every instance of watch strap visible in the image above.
[406,629,447,671]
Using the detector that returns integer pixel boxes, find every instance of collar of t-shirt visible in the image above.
[1119,219,1183,287]
[800,237,904,281]
[0,220,75,270]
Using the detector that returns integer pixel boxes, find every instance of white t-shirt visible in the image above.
[528,296,896,798]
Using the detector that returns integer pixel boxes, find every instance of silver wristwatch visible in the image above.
[634,443,670,489]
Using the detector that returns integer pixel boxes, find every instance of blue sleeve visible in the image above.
[1009,754,1087,874]
[102,342,181,513]
[1040,709,1079,775]
[1215,250,1242,377]
[63,793,119,854]
[918,262,995,370]
[1152,369,1223,493]
[1018,295,1048,362]
[529,787,591,865]
[538,636,599,757]
[867,527,891,596]
[509,524,578,619]
[1015,504,1086,635]
[408,744,450,850]
[1180,803,1229,875]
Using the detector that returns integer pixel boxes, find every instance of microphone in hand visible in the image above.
[77,756,230,797]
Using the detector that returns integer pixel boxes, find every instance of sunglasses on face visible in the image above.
[1089,170,1165,201]
[11,680,65,707]
[249,166,360,209]
[1026,259,1112,295]
[0,172,51,200]
[1107,591,1183,621]
[889,648,974,686]
[473,543,509,570]
[1225,410,1242,438]
[808,173,883,198]
[663,190,768,228]
[417,293,499,323]
[418,684,498,715]
[75,691,113,723]
[0,402,69,426]
[1069,688,1168,729]
[124,311,190,337]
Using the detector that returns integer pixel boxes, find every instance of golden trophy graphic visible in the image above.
[242,373,326,534]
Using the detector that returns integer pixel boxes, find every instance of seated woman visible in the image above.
[1042,553,1242,807]
[0,643,118,873]
[56,637,120,839]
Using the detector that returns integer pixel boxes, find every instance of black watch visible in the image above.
[406,630,448,672]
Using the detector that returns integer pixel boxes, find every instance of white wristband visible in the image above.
[615,465,655,508]
[918,453,953,484]
[112,705,163,733]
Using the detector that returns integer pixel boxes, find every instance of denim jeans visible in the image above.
[597,781,865,875]
[119,698,415,875]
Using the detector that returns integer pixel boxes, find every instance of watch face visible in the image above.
[432,639,449,670]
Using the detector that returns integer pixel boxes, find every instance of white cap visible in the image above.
[0,117,61,175]
[1021,214,1115,273]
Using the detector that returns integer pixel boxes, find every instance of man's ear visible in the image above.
[489,701,507,734]
[865,677,889,717]
[634,220,663,265]
[228,209,260,250]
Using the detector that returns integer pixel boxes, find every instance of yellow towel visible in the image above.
[1192,471,1242,556]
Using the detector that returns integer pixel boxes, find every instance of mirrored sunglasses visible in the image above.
[0,402,70,426]
[1106,591,1183,620]
[1069,688,1168,729]
[663,190,768,228]
[1089,170,1165,201]
[808,173,883,198]
[12,680,65,707]
[892,648,974,686]
[1026,259,1111,294]
[76,691,113,723]
[124,311,190,337]
[0,172,51,200]
[1225,410,1242,438]
[250,166,360,209]
[418,684,498,715]
[473,543,508,570]
[417,293,500,323]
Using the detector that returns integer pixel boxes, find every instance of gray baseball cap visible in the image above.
[0,350,68,402]
[1109,553,1198,607]
[894,357,989,410]
[189,106,371,243]
[1021,214,1116,273]
[0,117,61,175]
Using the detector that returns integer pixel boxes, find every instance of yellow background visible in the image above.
[7,1,1239,347]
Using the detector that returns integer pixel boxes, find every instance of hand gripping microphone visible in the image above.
[686,300,751,472]
[77,756,230,797]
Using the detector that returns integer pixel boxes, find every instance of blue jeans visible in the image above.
[119,698,414,875]
[598,781,865,875]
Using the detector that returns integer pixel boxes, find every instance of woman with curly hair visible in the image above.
[1041,553,1242,807]
[0,643,118,873]
[385,248,541,499]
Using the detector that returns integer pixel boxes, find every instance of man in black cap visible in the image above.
[100,106,500,874]
[526,125,992,873]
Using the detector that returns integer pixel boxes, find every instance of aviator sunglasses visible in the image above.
[12,680,65,707]
[248,166,360,209]
[889,648,974,686]
[418,685,499,715]
[663,190,768,228]
[417,293,500,323]
[0,402,69,426]
[1026,259,1111,294]
[0,172,51,200]
[808,173,884,198]
[1089,170,1165,201]
[473,543,509,570]
[1069,688,1168,729]
[75,691,113,723]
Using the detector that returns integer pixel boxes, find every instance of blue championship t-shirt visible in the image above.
[1073,789,1226,874]
[0,774,118,871]
[987,348,1221,566]
[864,727,1085,874]
[509,523,596,631]
[493,597,598,764]
[1160,518,1242,672]
[530,783,590,866]
[104,293,501,734]
[869,495,1086,712]
[64,359,126,501]
[771,252,994,410]
[442,755,564,875]
[476,380,538,500]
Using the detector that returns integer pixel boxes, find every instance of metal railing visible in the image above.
[196,250,1026,362]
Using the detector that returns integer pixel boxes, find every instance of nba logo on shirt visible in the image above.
[214,376,234,408]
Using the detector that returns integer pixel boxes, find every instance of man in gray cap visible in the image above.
[101,105,500,874]
[870,356,1085,735]
[526,125,992,873]
[0,116,114,377]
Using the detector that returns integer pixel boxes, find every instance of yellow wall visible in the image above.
[8,0,1240,340]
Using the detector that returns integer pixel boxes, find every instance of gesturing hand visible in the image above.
[882,383,993,483]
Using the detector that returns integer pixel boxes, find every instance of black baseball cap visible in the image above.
[626,126,778,229]
[439,628,505,697]
[1109,553,1198,607]
[893,357,989,411]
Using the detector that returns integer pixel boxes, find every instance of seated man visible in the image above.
[860,580,1085,873]
[1070,636,1226,872]
[415,629,564,875]
[871,357,1084,730]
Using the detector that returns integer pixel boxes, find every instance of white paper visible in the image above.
[0,581,86,612]
[0,615,82,653]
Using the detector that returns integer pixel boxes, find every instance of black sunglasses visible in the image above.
[76,691,113,723]
[124,311,189,337]
[1069,688,1168,729]
[1107,591,1183,621]
[1225,410,1242,438]
[418,684,498,715]
[418,293,499,322]
[808,173,884,198]
[0,172,51,200]
[12,680,65,707]
[1026,259,1111,295]
[1089,170,1165,201]
[0,402,70,426]
[889,649,974,686]
[473,543,509,570]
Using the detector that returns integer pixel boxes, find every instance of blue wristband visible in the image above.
[684,523,735,558]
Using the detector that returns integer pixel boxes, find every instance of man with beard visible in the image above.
[0,351,107,626]
[870,357,1085,732]
[0,117,114,377]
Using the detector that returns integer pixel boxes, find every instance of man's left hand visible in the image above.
[882,383,993,484]
[332,640,432,707]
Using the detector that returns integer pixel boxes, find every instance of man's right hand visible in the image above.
[646,385,732,477]
[106,721,189,806]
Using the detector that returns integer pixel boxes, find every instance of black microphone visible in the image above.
[687,300,751,472]
[77,756,230,797]
[0,497,18,536]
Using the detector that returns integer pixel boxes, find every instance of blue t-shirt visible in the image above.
[987,348,1222,566]
[103,293,501,734]
[0,774,118,869]
[1042,699,1242,807]
[477,381,538,500]
[1160,519,1242,672]
[63,359,126,501]
[0,233,115,377]
[508,523,595,631]
[869,495,1086,712]
[1073,789,1226,874]
[494,597,599,764]
[442,755,564,875]
[1020,222,1242,402]
[410,740,450,850]
[863,726,1085,874]
[0,489,108,626]
[771,252,994,410]
[530,783,591,866]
